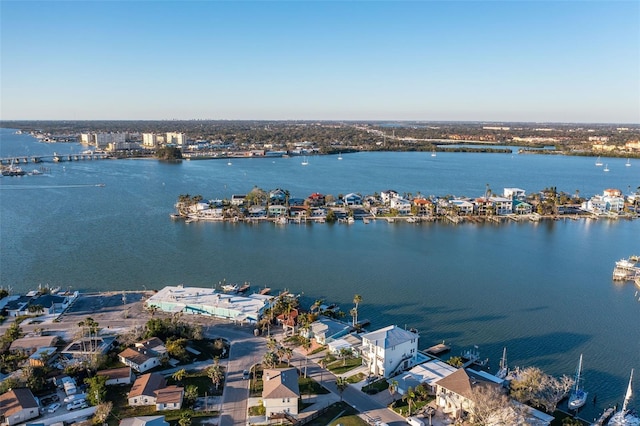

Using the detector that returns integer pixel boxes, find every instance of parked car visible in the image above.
[66,399,86,411]
[64,393,87,403]
[242,370,250,380]
[47,403,61,413]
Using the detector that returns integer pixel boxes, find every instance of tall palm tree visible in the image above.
[336,377,348,401]
[353,294,362,326]
[282,347,293,367]
[206,359,224,390]
[402,386,417,416]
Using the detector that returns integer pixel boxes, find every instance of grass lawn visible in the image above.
[361,378,389,395]
[327,357,362,375]
[346,372,365,384]
[391,397,432,417]
[168,373,223,397]
[305,401,368,426]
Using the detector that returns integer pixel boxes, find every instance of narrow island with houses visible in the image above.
[172,186,640,225]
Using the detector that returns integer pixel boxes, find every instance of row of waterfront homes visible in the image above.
[143,286,554,424]
[178,187,639,221]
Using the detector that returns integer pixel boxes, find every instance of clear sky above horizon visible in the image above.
[1,1,639,123]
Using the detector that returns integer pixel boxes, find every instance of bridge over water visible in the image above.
[0,152,110,165]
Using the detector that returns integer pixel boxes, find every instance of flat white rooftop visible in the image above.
[146,285,273,323]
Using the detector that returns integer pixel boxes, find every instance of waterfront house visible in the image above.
[412,198,435,217]
[97,366,135,385]
[489,196,513,215]
[118,347,162,373]
[582,189,625,214]
[327,333,362,356]
[513,199,533,215]
[128,373,166,407]
[450,199,474,216]
[0,388,39,426]
[381,190,399,204]
[248,206,267,218]
[344,193,363,206]
[9,335,59,355]
[473,197,494,216]
[306,193,325,207]
[434,368,501,419]
[145,285,273,324]
[155,385,184,411]
[119,416,169,426]
[503,188,526,200]
[269,188,287,205]
[276,308,298,337]
[394,359,458,396]
[262,368,300,418]
[3,295,31,317]
[268,205,287,217]
[389,197,412,214]
[305,317,351,345]
[231,194,246,206]
[29,293,71,315]
[361,325,419,378]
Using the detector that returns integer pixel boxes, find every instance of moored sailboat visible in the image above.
[568,354,588,410]
[496,347,508,380]
[595,156,603,166]
[608,369,639,425]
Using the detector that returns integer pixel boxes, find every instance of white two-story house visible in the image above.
[361,325,419,378]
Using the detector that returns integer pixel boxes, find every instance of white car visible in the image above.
[47,403,61,413]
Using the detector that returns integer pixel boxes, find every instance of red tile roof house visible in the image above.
[0,388,39,426]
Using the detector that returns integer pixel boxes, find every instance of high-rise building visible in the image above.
[166,132,186,146]
[142,133,158,148]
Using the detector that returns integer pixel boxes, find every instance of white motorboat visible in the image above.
[568,354,588,410]
[608,369,640,425]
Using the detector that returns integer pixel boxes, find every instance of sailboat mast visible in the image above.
[622,369,634,412]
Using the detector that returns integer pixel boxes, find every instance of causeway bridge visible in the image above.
[0,152,110,165]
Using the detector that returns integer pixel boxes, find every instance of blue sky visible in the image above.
[1,1,639,123]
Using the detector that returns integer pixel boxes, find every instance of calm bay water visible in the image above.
[1,128,639,419]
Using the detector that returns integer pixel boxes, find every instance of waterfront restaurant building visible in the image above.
[145,285,273,324]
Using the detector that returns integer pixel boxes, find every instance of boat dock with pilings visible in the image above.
[613,256,640,281]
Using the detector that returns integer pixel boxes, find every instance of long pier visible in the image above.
[0,153,110,165]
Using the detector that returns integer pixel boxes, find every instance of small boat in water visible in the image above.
[608,369,639,425]
[238,282,250,293]
[626,158,631,167]
[301,156,309,166]
[604,164,610,172]
[568,354,588,410]
[595,156,603,166]
[221,284,239,293]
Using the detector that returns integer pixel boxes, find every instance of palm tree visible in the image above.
[353,294,362,326]
[282,347,293,367]
[206,359,224,390]
[172,368,187,384]
[402,386,417,416]
[336,377,348,401]
[262,351,279,369]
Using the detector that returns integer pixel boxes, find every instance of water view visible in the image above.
[1,128,639,421]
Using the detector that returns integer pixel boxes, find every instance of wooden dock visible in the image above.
[590,407,614,426]
[426,342,451,355]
